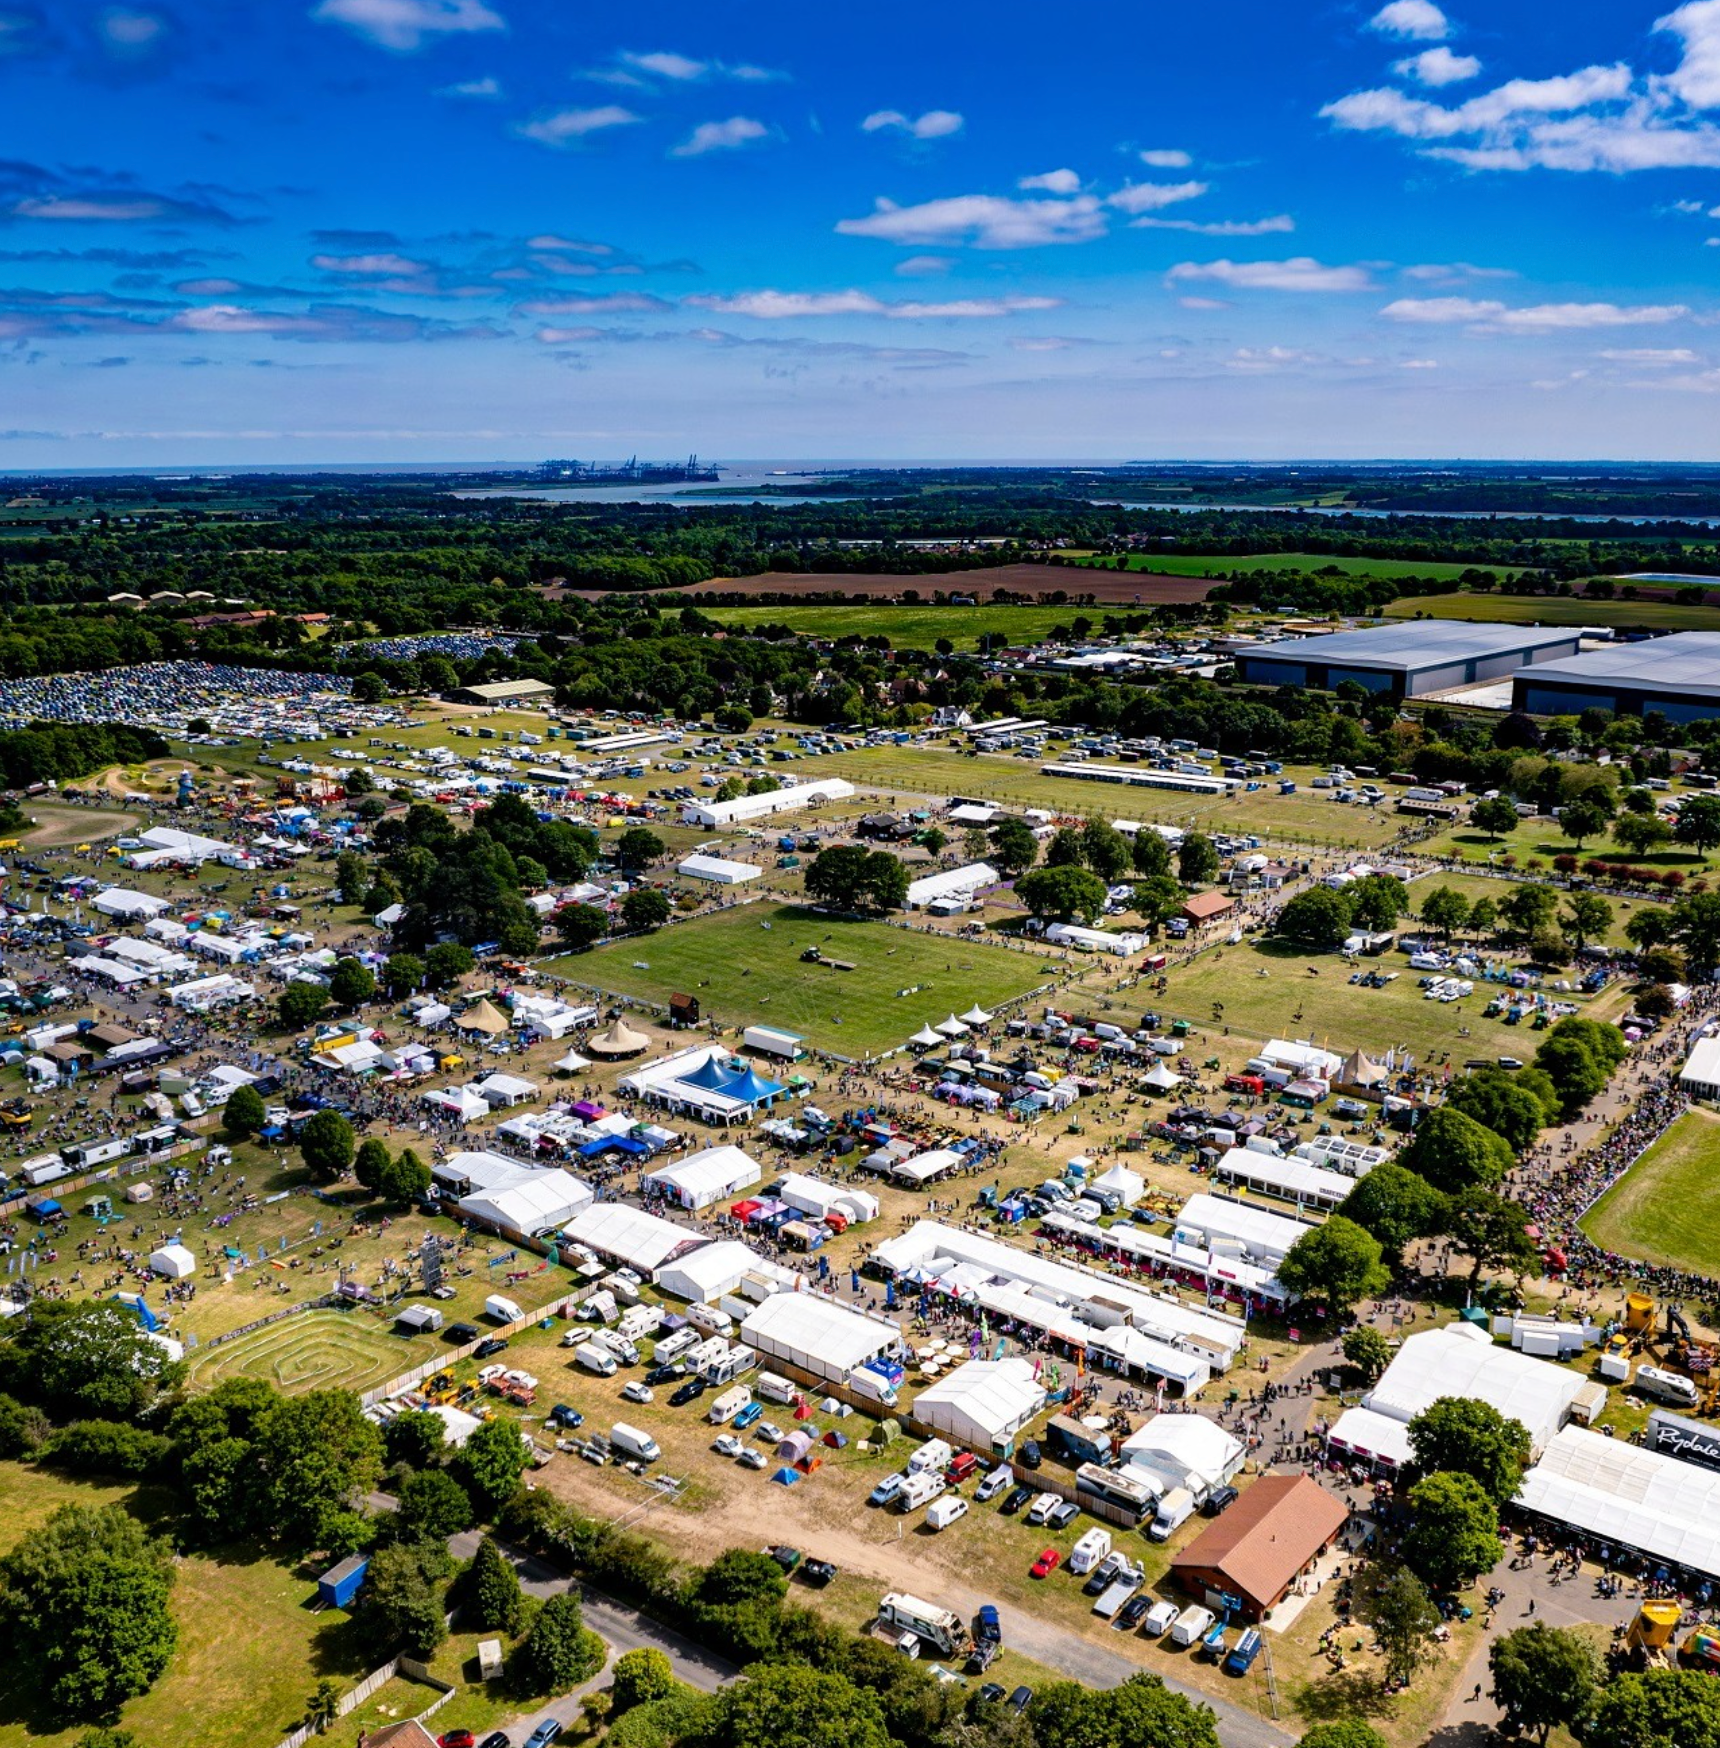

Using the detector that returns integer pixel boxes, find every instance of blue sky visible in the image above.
[7,0,1720,465]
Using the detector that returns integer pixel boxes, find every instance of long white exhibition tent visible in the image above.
[656,1240,796,1304]
[913,1357,1047,1454]
[458,1170,594,1239]
[738,1291,904,1385]
[560,1203,708,1277]
[642,1144,763,1210]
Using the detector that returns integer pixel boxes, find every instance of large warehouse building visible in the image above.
[1235,622,1581,699]
[1511,632,1720,723]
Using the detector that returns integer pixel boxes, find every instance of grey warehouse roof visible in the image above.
[1519,632,1720,703]
[1236,621,1578,673]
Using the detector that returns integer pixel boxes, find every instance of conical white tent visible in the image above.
[588,1015,650,1057]
[1142,1061,1182,1090]
[936,1014,970,1037]
[910,1025,945,1049]
[960,1004,993,1026]
[553,1049,592,1074]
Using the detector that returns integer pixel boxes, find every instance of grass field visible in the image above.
[1077,551,1521,582]
[1384,592,1720,632]
[561,902,1052,1055]
[188,1306,422,1396]
[704,603,1098,649]
[1408,869,1650,950]
[1582,1107,1720,1276]
[1418,814,1716,881]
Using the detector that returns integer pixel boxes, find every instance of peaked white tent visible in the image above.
[910,1025,945,1049]
[936,1014,970,1037]
[960,1004,993,1026]
[553,1049,592,1074]
[1142,1061,1182,1090]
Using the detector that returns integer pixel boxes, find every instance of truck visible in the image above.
[1169,1606,1216,1648]
[755,1370,800,1405]
[707,1385,752,1425]
[897,1471,948,1512]
[1147,1487,1197,1542]
[573,1341,619,1378]
[18,1153,71,1188]
[1068,1528,1114,1576]
[878,1593,970,1658]
[609,1422,661,1464]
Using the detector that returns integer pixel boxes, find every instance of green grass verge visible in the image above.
[1383,592,1720,631]
[704,604,1096,649]
[558,902,1052,1056]
[1582,1107,1720,1276]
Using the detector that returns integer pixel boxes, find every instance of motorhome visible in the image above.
[878,1593,969,1657]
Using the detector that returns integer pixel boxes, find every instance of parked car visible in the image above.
[733,1401,764,1431]
[802,1558,838,1586]
[975,1603,1001,1643]
[545,1404,584,1429]
[525,1723,562,1748]
[1202,1485,1240,1517]
[978,1683,1006,1706]
[1017,1439,1042,1470]
[868,1473,907,1508]
[445,1322,479,1344]
[644,1361,687,1386]
[965,1640,1000,1675]
[477,1734,509,1748]
[620,1381,653,1405]
[473,1336,508,1359]
[669,1378,708,1407]
[945,1451,980,1485]
[737,1448,767,1470]
[1000,1484,1033,1516]
[1030,1548,1061,1579]
[764,1545,802,1574]
[1008,1687,1034,1714]
[1117,1596,1152,1631]
[975,1466,1012,1504]
[1046,1500,1080,1530]
[712,1434,744,1458]
[755,1420,785,1444]
[438,1733,477,1748]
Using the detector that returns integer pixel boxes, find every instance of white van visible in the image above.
[1169,1606,1216,1648]
[1142,1600,1180,1637]
[610,1422,661,1464]
[975,1465,1013,1504]
[484,1293,524,1324]
[924,1496,969,1532]
[1147,1487,1197,1542]
[1025,1492,1063,1526]
[574,1341,619,1377]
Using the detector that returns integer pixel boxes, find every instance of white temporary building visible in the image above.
[656,1240,796,1304]
[458,1169,594,1238]
[1334,1322,1595,1465]
[1679,1035,1720,1100]
[676,853,762,885]
[312,1038,386,1074]
[887,1148,962,1184]
[905,862,1000,909]
[148,1243,196,1280]
[1518,1425,1720,1582]
[1121,1413,1245,1497]
[1044,923,1146,956]
[914,1357,1047,1453]
[678,777,855,829]
[474,1072,539,1107]
[132,824,233,865]
[553,1049,592,1074]
[422,1085,489,1123]
[431,1150,528,1197]
[1210,1147,1357,1213]
[93,888,169,920]
[169,974,253,1012]
[560,1203,708,1276]
[70,955,152,987]
[1085,1325,1211,1396]
[1092,1164,1145,1207]
[776,1171,879,1225]
[739,1291,903,1384]
[1260,1038,1344,1081]
[642,1144,763,1210]
[1173,1193,1318,1269]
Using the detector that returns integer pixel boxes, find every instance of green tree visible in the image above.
[328,957,377,1010]
[1274,886,1353,949]
[1131,830,1172,878]
[1471,795,1519,841]
[1582,1668,1720,1748]
[1338,1164,1448,1262]
[0,1504,177,1719]
[1675,792,1720,854]
[916,825,947,856]
[1355,1562,1442,1688]
[684,1663,893,1748]
[353,1137,392,1195]
[423,941,476,988]
[1625,905,1673,952]
[988,817,1038,878]
[468,1534,525,1635]
[1614,812,1673,857]
[1444,1068,1551,1156]
[1177,832,1220,884]
[19,1301,179,1421]
[1558,800,1610,850]
[1045,825,1087,868]
[1016,865,1109,924]
[514,1592,604,1695]
[383,1409,445,1473]
[1275,1217,1390,1315]
[76,1731,146,1748]
[336,848,369,904]
[1561,892,1613,951]
[455,1416,531,1520]
[616,826,666,869]
[1447,1187,1540,1285]
[222,1082,265,1139]
[611,1647,675,1714]
[1491,1623,1601,1744]
[299,1109,355,1183]
[1402,1105,1513,1194]
[1403,1471,1502,1594]
[555,903,609,951]
[377,1146,429,1206]
[1131,875,1186,930]
[1348,873,1409,932]
[393,1468,474,1543]
[1081,817,1133,882]
[278,981,329,1031]
[360,1540,452,1659]
[622,888,671,933]
[1468,894,1498,936]
[1026,1672,1222,1748]
[1672,890,1720,975]
[803,845,908,913]
[352,672,388,704]
[1407,1397,1532,1503]
[1295,1727,1389,1748]
[382,951,425,996]
[304,1675,341,1733]
[1340,1325,1393,1385]
[1419,885,1471,943]
[255,1388,385,1550]
[1499,883,1557,939]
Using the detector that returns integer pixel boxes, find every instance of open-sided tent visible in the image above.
[588,1016,650,1058]
[960,1004,993,1027]
[456,999,508,1037]
[910,1025,944,1049]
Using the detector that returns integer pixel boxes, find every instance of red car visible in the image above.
[1029,1547,1061,1579]
[439,1733,477,1748]
[946,1451,979,1484]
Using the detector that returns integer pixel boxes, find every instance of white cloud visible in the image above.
[624,50,705,80]
[516,106,641,148]
[670,116,769,157]
[1139,148,1193,168]
[528,235,615,254]
[861,109,964,140]
[99,9,165,49]
[1131,213,1294,235]
[1368,1,1450,41]
[1658,0,1720,109]
[684,288,1059,319]
[1019,169,1082,194]
[534,326,605,344]
[614,49,782,84]
[12,197,165,220]
[312,0,504,53]
[1400,260,1517,280]
[1381,296,1692,329]
[437,75,501,98]
[1400,357,1440,367]
[1599,347,1701,362]
[311,251,427,275]
[894,255,952,275]
[518,292,672,315]
[1167,256,1375,291]
[1107,179,1208,213]
[1395,46,1481,86]
[1178,295,1231,310]
[836,192,1107,248]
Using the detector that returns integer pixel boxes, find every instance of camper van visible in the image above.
[878,1593,969,1657]
[897,1471,948,1512]
[591,1328,639,1366]
[707,1385,752,1425]
[1636,1366,1701,1408]
[909,1438,954,1475]
[573,1341,619,1378]
[925,1496,969,1532]
[652,1327,700,1364]
[702,1343,758,1387]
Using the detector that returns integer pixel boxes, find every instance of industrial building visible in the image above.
[1511,632,1720,724]
[450,678,557,706]
[1234,622,1580,699]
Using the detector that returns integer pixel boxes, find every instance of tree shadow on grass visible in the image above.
[1290,1668,1402,1725]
